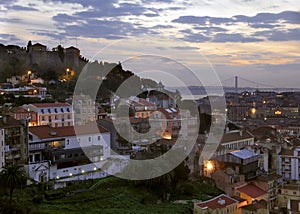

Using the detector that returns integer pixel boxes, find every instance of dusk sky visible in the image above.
[0,0,299,88]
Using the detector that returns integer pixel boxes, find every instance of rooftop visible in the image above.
[0,115,24,127]
[256,173,282,182]
[230,149,258,160]
[29,102,71,108]
[195,194,238,210]
[237,184,267,198]
[29,124,109,139]
[279,148,295,156]
[221,130,253,144]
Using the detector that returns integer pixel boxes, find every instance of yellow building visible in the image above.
[194,194,239,214]
[278,183,300,209]
[236,184,268,205]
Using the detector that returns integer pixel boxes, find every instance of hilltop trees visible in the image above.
[0,165,27,201]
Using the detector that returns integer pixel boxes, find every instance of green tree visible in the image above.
[0,165,27,201]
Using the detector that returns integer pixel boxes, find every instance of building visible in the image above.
[211,169,246,197]
[150,108,198,140]
[72,94,97,125]
[193,194,239,214]
[287,199,300,214]
[278,183,300,210]
[236,184,268,206]
[240,200,268,214]
[128,97,157,118]
[0,115,28,170]
[251,173,282,210]
[23,102,73,127]
[207,149,259,180]
[28,124,111,182]
[7,106,37,126]
[221,130,254,151]
[0,86,47,99]
[278,147,300,181]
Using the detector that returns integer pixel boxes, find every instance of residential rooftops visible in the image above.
[237,184,267,198]
[195,194,238,210]
[29,124,109,139]
[221,130,253,144]
[29,102,71,108]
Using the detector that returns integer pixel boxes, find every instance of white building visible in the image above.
[278,147,300,180]
[28,124,112,183]
[23,102,73,127]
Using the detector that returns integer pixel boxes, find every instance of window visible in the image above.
[89,137,91,142]
[62,123,64,127]
[61,108,64,113]
[41,109,44,114]
[42,116,45,121]
[98,136,101,141]
[48,108,51,113]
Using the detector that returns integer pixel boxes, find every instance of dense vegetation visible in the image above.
[0,175,222,214]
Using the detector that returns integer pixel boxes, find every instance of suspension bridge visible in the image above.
[211,76,300,93]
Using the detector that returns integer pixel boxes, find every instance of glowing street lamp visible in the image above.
[206,161,213,171]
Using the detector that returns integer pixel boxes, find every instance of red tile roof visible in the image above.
[237,184,267,198]
[30,102,71,108]
[196,194,238,210]
[130,98,157,107]
[29,124,109,139]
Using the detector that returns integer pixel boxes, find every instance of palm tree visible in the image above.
[0,165,27,201]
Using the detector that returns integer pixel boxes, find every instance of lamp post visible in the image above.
[27,70,32,84]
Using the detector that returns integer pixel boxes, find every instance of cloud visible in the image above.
[174,10,300,26]
[249,23,281,28]
[0,33,21,44]
[10,5,39,11]
[253,28,300,41]
[173,15,233,25]
[193,26,228,34]
[172,10,299,43]
[171,46,199,50]
[212,33,263,43]
[48,1,161,40]
[55,18,154,40]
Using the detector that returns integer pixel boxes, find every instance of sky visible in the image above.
[0,0,299,89]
